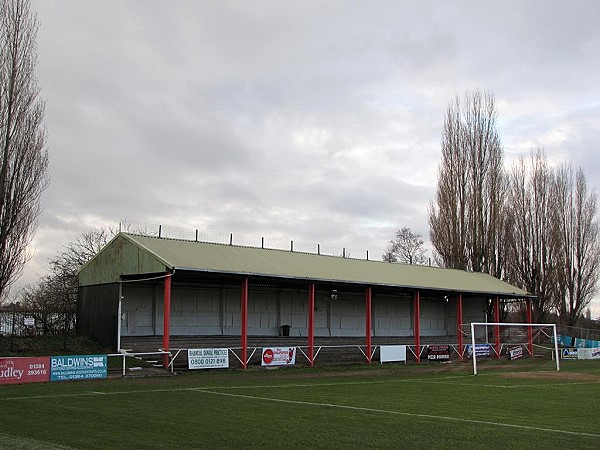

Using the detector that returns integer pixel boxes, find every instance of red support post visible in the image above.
[414,290,420,363]
[162,272,172,368]
[241,278,248,369]
[494,296,501,359]
[365,286,372,364]
[526,299,533,356]
[457,293,464,360]
[308,283,315,366]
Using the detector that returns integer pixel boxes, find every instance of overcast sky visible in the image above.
[16,1,600,314]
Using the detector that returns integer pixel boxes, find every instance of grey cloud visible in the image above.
[14,1,599,315]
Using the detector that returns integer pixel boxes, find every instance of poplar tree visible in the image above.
[0,0,48,301]
[429,90,507,278]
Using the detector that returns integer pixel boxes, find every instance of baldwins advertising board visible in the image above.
[0,354,107,384]
[50,355,107,381]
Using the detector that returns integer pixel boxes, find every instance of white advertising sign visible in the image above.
[188,348,229,369]
[261,347,296,366]
[577,348,600,360]
[380,345,407,363]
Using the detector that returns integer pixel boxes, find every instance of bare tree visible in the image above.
[382,240,397,263]
[21,229,112,314]
[48,228,112,279]
[383,227,428,264]
[506,150,561,323]
[429,90,507,278]
[20,270,76,334]
[553,165,600,326]
[0,0,48,302]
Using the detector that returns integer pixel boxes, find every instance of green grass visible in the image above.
[1,360,599,449]
[0,335,108,357]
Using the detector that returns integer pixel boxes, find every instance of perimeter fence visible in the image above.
[0,306,76,353]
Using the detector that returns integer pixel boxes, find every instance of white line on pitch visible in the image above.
[192,389,600,439]
[1,375,597,402]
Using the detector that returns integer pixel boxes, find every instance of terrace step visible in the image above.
[120,335,457,369]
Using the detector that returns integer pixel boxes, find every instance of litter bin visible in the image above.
[281,324,291,337]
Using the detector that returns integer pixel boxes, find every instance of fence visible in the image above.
[0,307,75,341]
[558,324,600,342]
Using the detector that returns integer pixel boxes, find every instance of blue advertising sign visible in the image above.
[557,335,600,349]
[50,355,107,381]
[577,338,600,348]
[561,348,578,360]
[465,344,492,358]
[557,335,574,347]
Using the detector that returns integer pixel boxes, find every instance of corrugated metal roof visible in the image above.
[95,233,532,298]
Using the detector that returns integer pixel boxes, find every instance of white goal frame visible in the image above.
[470,322,560,375]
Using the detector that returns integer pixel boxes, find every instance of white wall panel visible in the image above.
[121,285,155,336]
[373,295,411,337]
[120,283,488,339]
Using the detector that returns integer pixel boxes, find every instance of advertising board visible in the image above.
[261,347,296,366]
[188,348,229,369]
[50,355,107,381]
[577,348,600,360]
[507,345,523,360]
[557,335,600,348]
[561,348,578,360]
[380,345,407,363]
[0,357,50,385]
[465,344,492,358]
[426,345,450,361]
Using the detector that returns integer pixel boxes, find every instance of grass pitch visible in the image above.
[1,360,599,449]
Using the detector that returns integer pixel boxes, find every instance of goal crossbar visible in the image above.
[470,322,560,375]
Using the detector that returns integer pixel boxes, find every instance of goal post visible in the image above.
[470,322,560,375]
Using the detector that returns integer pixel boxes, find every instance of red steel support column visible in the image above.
[241,278,248,369]
[494,296,501,359]
[308,283,315,366]
[526,299,533,356]
[457,293,464,360]
[365,286,372,364]
[414,290,420,363]
[162,272,172,368]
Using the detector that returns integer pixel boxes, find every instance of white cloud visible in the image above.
[11,1,599,314]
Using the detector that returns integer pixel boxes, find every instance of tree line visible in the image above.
[16,229,110,327]
[387,90,600,326]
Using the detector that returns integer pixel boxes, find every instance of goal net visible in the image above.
[468,322,560,375]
